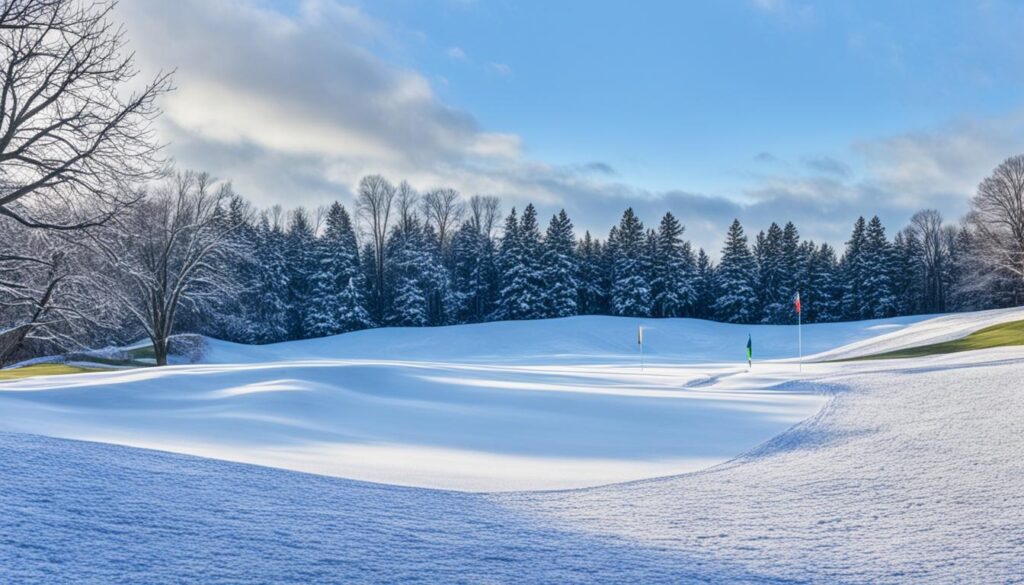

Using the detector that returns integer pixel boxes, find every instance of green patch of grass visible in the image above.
[0,364,101,381]
[128,346,155,360]
[849,319,1024,361]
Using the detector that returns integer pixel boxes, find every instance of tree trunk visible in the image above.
[0,324,33,367]
[153,337,169,366]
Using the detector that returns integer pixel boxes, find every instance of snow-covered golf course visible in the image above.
[2,308,1023,582]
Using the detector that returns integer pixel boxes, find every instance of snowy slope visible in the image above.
[0,314,942,492]
[2,335,1023,582]
[202,314,936,365]
[809,306,1024,361]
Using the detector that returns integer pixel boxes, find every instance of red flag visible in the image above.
[794,292,802,315]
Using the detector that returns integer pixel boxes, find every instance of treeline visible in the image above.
[176,175,1023,346]
[5,1,1024,368]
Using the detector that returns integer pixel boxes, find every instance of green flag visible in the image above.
[746,334,752,363]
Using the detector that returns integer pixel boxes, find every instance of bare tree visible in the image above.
[966,154,1024,283]
[89,171,247,365]
[355,174,395,303]
[0,219,112,364]
[312,204,328,236]
[268,204,285,231]
[906,209,949,312]
[422,187,464,253]
[395,180,419,232]
[0,0,171,230]
[468,194,501,237]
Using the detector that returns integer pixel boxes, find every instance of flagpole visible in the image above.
[638,325,644,372]
[798,298,803,373]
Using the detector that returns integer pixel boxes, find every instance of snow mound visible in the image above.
[202,314,935,365]
[0,313,939,491]
[810,306,1024,361]
[3,343,1023,581]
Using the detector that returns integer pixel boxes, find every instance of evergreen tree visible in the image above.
[714,219,758,323]
[860,216,898,318]
[303,235,342,337]
[450,220,497,323]
[805,242,840,323]
[285,208,317,339]
[576,231,605,315]
[839,217,868,320]
[540,210,578,317]
[495,205,545,320]
[693,248,717,320]
[384,216,431,326]
[336,277,374,332]
[304,202,372,336]
[609,208,653,316]
[247,214,289,343]
[755,222,787,323]
[892,230,924,315]
[651,212,696,317]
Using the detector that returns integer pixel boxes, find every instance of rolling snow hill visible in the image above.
[0,313,952,491]
[1,308,1023,582]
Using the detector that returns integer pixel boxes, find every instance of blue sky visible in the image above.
[122,0,1024,254]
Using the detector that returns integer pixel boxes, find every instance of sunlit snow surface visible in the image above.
[2,308,1024,582]
[0,313,946,491]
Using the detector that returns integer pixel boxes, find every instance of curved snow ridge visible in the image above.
[494,346,1024,581]
[0,310,1008,492]
[808,306,1024,361]
[201,313,937,365]
[0,359,828,491]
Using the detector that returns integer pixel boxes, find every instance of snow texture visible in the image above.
[0,315,940,492]
[2,311,1024,582]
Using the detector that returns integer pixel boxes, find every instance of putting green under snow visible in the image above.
[850,319,1024,360]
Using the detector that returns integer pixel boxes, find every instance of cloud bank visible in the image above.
[120,0,1024,257]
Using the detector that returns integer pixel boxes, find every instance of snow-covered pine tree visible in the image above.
[518,204,546,319]
[303,235,342,337]
[422,222,456,325]
[336,277,374,332]
[248,214,290,343]
[205,195,259,342]
[755,222,785,323]
[714,219,759,323]
[651,212,696,317]
[495,206,545,320]
[642,228,659,311]
[610,208,653,316]
[540,210,578,318]
[285,207,317,339]
[780,222,802,315]
[575,231,605,315]
[803,242,839,323]
[495,208,524,320]
[839,217,868,320]
[450,220,497,323]
[597,226,618,314]
[693,248,717,320]
[384,216,430,327]
[892,229,925,315]
[304,202,373,336]
[860,216,898,318]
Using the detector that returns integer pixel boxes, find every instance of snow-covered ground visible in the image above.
[0,313,942,491]
[2,309,1024,582]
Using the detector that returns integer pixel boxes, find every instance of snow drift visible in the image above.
[5,311,1012,491]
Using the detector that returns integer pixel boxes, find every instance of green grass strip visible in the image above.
[0,364,102,381]
[848,319,1024,361]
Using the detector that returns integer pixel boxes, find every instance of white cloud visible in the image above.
[487,62,514,78]
[116,0,1024,259]
[446,46,467,61]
